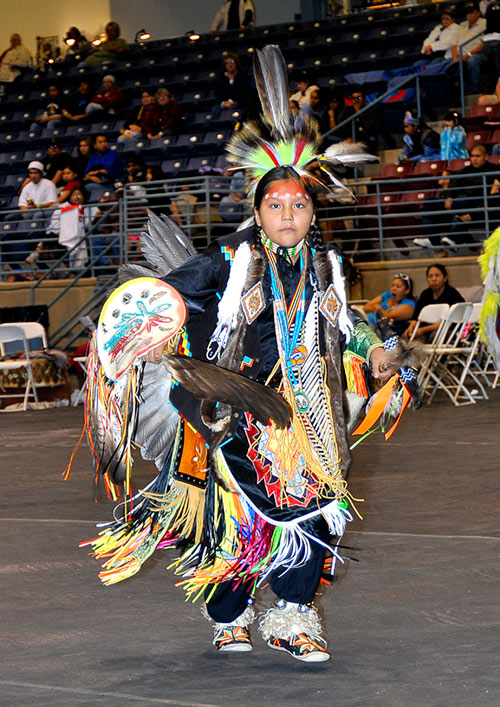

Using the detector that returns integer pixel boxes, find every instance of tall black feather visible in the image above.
[253,45,292,142]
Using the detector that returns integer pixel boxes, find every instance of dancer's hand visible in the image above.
[369,347,394,381]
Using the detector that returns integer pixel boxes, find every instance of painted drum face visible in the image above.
[97,277,186,381]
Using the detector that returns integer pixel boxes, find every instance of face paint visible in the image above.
[255,179,314,248]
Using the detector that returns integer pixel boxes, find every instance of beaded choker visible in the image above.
[260,231,305,259]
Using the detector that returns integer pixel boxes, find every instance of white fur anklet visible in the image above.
[259,600,326,645]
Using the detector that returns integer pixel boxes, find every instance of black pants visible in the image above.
[205,541,326,623]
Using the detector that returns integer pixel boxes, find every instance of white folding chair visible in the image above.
[7,321,48,349]
[419,302,477,406]
[72,355,88,406]
[0,325,39,410]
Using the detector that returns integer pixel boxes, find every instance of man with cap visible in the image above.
[19,162,57,213]
[464,1,500,91]
[452,1,486,63]
[43,140,73,186]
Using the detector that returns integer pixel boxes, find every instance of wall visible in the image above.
[109,0,302,42]
[0,1,110,58]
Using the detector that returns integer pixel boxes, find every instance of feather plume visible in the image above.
[118,263,156,283]
[140,210,196,276]
[163,353,290,428]
[253,45,293,142]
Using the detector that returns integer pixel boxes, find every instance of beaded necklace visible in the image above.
[263,239,309,409]
[260,231,305,260]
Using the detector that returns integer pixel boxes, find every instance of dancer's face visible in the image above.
[254,179,314,247]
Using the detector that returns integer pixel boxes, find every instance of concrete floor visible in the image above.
[1,391,499,707]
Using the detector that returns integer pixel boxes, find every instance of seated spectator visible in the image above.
[338,89,396,153]
[477,77,500,104]
[404,264,464,340]
[74,136,94,179]
[145,165,168,214]
[84,22,128,65]
[63,27,91,61]
[451,1,486,91]
[169,184,198,228]
[0,33,32,83]
[420,8,459,61]
[209,0,255,32]
[125,155,147,183]
[61,81,93,123]
[146,165,166,183]
[398,111,440,163]
[290,70,320,109]
[118,89,155,142]
[442,144,500,248]
[54,165,82,204]
[219,171,246,224]
[19,161,57,213]
[363,274,415,336]
[440,111,468,160]
[43,140,74,186]
[85,75,126,118]
[84,133,125,199]
[301,88,329,133]
[214,53,250,111]
[327,92,344,132]
[463,2,500,92]
[31,83,66,132]
[143,88,184,139]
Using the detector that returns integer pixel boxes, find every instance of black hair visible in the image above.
[393,273,413,296]
[93,133,107,143]
[146,165,165,181]
[426,262,448,278]
[68,184,88,203]
[444,110,462,126]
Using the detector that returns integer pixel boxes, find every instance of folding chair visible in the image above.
[0,324,39,410]
[417,302,481,406]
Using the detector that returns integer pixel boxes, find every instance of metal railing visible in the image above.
[1,169,495,347]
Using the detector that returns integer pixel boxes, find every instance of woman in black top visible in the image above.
[404,263,464,339]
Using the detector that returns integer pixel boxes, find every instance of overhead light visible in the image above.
[185,30,200,41]
[65,37,76,47]
[135,29,151,42]
[48,58,54,64]
[91,35,103,47]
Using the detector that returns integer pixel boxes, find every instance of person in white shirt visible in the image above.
[19,161,57,212]
[452,1,486,62]
[464,1,500,90]
[290,71,320,109]
[420,9,459,60]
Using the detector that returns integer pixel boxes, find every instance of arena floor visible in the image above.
[1,392,499,706]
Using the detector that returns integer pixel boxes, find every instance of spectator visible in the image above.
[19,161,57,213]
[420,8,459,60]
[290,70,320,109]
[219,171,246,224]
[327,92,344,131]
[85,75,126,118]
[214,53,250,111]
[43,140,73,186]
[145,165,168,214]
[404,264,464,340]
[73,136,94,179]
[118,89,155,142]
[169,183,198,229]
[54,165,82,204]
[338,89,396,153]
[440,111,468,160]
[398,111,440,163]
[451,2,486,76]
[143,88,184,139]
[31,83,66,132]
[85,21,128,65]
[464,1,500,92]
[84,133,125,199]
[0,33,32,83]
[441,144,500,248]
[61,81,93,123]
[125,155,147,183]
[301,88,329,133]
[63,27,91,61]
[146,165,166,183]
[363,274,415,336]
[209,0,255,32]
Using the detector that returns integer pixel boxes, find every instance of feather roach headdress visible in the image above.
[225,44,378,196]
